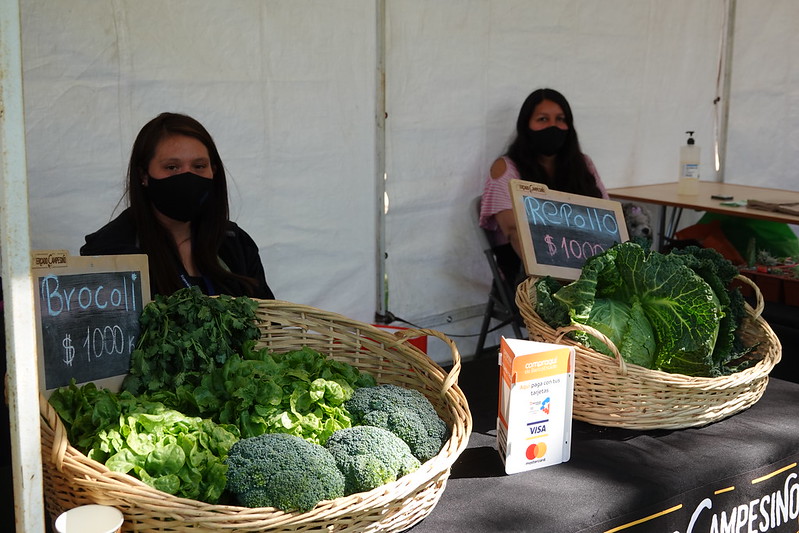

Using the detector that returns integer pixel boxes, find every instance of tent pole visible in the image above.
[716,0,736,182]
[0,0,46,531]
[374,0,389,322]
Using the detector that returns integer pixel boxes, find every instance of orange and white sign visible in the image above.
[497,337,575,475]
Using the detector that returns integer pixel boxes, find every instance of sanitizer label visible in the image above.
[682,163,699,178]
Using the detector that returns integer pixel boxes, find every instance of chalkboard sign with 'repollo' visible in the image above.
[509,181,629,280]
[33,251,151,395]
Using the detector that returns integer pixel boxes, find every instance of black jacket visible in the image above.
[80,208,275,299]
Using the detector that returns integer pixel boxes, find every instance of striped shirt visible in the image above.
[478,155,607,245]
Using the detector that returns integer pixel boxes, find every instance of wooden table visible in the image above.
[608,181,799,250]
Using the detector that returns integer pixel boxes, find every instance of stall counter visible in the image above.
[410,354,799,533]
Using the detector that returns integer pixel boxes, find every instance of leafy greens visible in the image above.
[123,287,261,394]
[49,382,239,503]
[153,345,377,444]
[49,287,385,505]
[534,242,755,377]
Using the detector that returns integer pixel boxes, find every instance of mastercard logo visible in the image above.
[526,442,547,460]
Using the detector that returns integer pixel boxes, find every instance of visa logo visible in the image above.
[527,419,548,436]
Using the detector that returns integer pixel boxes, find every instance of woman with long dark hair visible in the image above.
[479,88,608,281]
[81,112,274,299]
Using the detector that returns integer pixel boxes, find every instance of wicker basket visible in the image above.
[40,299,472,532]
[515,275,782,430]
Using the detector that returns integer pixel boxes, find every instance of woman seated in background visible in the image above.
[81,112,275,299]
[479,88,608,283]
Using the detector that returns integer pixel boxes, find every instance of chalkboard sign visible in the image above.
[509,181,629,280]
[33,251,150,395]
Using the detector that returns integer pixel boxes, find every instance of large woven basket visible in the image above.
[40,299,472,532]
[515,275,782,430]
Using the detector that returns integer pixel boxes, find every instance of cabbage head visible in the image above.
[585,298,656,369]
[534,242,748,377]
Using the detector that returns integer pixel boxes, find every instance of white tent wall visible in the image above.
[725,0,799,191]
[18,0,799,366]
[383,0,726,360]
[21,0,379,321]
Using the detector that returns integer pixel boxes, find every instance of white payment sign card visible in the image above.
[497,337,575,475]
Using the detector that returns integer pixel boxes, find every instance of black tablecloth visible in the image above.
[411,355,799,533]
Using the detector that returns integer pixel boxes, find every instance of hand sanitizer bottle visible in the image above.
[678,131,700,195]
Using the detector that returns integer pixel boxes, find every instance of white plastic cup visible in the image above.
[54,504,124,533]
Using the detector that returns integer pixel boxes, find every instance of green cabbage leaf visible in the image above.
[535,242,753,377]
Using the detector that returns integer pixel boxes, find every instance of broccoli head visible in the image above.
[325,425,421,495]
[225,432,344,512]
[344,384,449,462]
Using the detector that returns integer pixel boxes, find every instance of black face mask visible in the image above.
[146,172,213,222]
[528,126,568,156]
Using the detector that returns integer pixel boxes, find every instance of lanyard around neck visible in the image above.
[180,272,216,296]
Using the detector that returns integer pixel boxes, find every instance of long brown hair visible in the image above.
[126,112,256,296]
[506,88,602,198]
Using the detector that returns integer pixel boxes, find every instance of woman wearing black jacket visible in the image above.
[81,112,274,300]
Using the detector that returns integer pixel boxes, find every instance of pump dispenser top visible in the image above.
[678,130,700,195]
